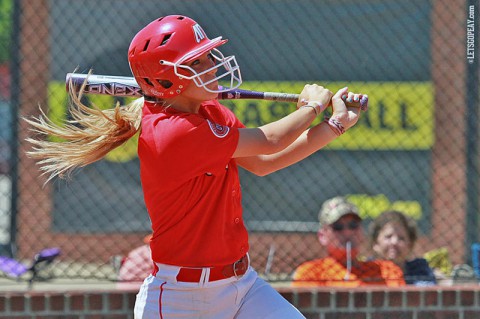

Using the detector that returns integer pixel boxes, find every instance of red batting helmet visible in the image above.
[128,15,242,99]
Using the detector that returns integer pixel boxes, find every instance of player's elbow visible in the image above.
[249,167,271,177]
[238,158,279,177]
[237,129,287,157]
[261,131,291,154]
[262,140,285,155]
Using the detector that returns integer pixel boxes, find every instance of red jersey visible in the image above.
[138,99,247,267]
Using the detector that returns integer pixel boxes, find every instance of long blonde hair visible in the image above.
[24,77,144,182]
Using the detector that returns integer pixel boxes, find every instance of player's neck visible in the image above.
[168,97,202,114]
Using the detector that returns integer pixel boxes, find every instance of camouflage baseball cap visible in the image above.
[318,196,361,226]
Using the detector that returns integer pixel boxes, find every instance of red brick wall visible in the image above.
[1,286,480,318]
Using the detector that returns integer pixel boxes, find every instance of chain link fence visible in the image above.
[0,0,478,284]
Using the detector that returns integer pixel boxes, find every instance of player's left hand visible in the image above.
[331,87,363,131]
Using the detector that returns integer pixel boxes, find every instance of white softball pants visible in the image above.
[134,265,305,319]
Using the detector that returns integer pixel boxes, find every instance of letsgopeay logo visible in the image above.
[207,119,230,138]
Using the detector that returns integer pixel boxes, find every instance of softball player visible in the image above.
[26,15,364,319]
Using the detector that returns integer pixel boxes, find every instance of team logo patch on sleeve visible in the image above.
[207,119,230,138]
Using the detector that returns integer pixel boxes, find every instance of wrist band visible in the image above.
[325,117,346,136]
[299,104,319,115]
[299,99,324,115]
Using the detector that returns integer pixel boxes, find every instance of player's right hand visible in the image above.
[297,84,333,112]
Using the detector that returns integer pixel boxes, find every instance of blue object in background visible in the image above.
[472,243,480,278]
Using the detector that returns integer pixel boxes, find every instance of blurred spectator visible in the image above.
[369,210,436,286]
[293,197,405,287]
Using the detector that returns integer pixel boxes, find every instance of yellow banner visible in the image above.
[345,194,423,221]
[225,81,434,150]
[47,81,434,162]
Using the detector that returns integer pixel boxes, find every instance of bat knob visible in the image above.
[360,95,369,112]
[340,94,368,112]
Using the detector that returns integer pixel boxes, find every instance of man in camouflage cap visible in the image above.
[318,196,361,227]
[293,196,405,287]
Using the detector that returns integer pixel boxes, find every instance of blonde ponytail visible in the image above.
[25,80,143,182]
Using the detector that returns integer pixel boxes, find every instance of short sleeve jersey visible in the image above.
[138,99,247,267]
[292,257,406,287]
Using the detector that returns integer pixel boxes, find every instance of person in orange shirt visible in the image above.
[293,197,405,287]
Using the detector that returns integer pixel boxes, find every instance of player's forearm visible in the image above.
[237,121,338,176]
[233,107,317,158]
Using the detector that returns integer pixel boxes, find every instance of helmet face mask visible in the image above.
[161,48,242,93]
[128,15,242,99]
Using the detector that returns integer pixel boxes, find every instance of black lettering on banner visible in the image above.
[401,102,417,130]
[269,102,293,121]
[378,101,392,130]
[359,109,372,128]
[242,102,263,127]
[224,101,237,113]
[355,99,418,132]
